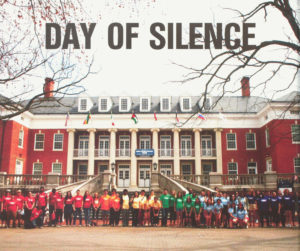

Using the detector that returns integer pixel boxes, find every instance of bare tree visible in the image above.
[0,0,95,120]
[173,0,299,124]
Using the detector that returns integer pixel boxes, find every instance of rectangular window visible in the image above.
[99,136,109,156]
[291,125,300,143]
[160,164,172,176]
[99,98,108,111]
[228,162,238,175]
[161,97,170,111]
[33,163,43,175]
[140,98,150,112]
[120,98,128,111]
[140,136,151,149]
[294,158,300,174]
[265,128,270,147]
[248,162,257,174]
[79,98,87,111]
[226,133,236,150]
[266,159,272,172]
[52,163,62,174]
[181,97,191,111]
[34,133,44,150]
[53,133,63,150]
[204,97,211,110]
[246,133,256,149]
[18,130,24,148]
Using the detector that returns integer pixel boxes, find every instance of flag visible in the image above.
[111,111,115,126]
[175,111,179,123]
[197,113,206,120]
[83,112,91,124]
[154,111,157,121]
[64,112,70,127]
[131,113,138,124]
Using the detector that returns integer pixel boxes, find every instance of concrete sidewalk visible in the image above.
[0,227,299,250]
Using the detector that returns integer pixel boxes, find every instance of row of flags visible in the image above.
[64,111,206,127]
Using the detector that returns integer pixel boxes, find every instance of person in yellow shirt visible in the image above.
[149,190,156,226]
[138,190,147,226]
[143,195,152,226]
[151,197,161,227]
[121,189,130,227]
[131,192,140,227]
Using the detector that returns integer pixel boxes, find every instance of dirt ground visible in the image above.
[0,227,299,251]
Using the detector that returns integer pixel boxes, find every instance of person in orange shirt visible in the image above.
[109,189,117,226]
[143,195,152,226]
[151,197,161,227]
[100,189,110,226]
[110,193,121,226]
[131,192,140,227]
[138,190,147,226]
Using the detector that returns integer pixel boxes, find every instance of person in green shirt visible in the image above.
[191,192,198,227]
[169,190,176,227]
[184,196,193,227]
[175,191,184,227]
[193,197,203,227]
[159,189,170,227]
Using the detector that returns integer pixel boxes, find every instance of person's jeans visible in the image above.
[162,208,169,226]
[73,208,82,225]
[84,208,91,226]
[122,209,129,226]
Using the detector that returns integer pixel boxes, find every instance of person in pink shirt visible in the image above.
[6,194,18,228]
[73,189,83,226]
[55,192,64,227]
[15,190,24,227]
[83,191,93,227]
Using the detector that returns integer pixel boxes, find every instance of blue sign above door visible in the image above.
[135,149,154,157]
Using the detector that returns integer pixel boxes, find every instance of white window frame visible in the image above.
[34,133,45,151]
[266,158,272,172]
[139,135,151,149]
[160,164,172,175]
[78,98,88,112]
[246,132,256,150]
[33,163,43,175]
[98,97,111,112]
[160,97,171,112]
[226,133,237,150]
[204,97,212,110]
[291,124,300,144]
[18,130,24,148]
[52,163,62,174]
[119,97,131,112]
[180,97,192,112]
[53,133,64,151]
[294,157,300,174]
[228,162,238,175]
[140,97,151,112]
[247,162,257,174]
[265,128,270,147]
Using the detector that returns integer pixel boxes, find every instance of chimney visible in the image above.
[241,76,250,97]
[44,78,54,98]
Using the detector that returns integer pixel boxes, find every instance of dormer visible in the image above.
[98,97,112,112]
[78,96,93,112]
[160,97,171,112]
[140,97,151,112]
[180,97,192,112]
[199,95,212,111]
[119,97,131,112]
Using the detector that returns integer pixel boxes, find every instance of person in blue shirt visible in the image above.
[269,191,280,227]
[220,192,229,228]
[236,203,249,228]
[257,192,270,227]
[228,202,237,229]
[282,189,293,227]
[214,199,223,228]
[204,199,214,228]
[246,189,257,227]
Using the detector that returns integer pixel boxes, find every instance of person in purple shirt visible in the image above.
[282,189,293,227]
[269,192,280,227]
[246,189,257,227]
[257,192,270,227]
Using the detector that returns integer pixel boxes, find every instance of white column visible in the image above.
[172,128,181,175]
[214,128,223,174]
[151,128,160,165]
[130,128,138,187]
[66,129,75,175]
[193,129,202,175]
[87,128,96,175]
[108,128,117,171]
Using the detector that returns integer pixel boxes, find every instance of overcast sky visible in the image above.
[2,0,299,99]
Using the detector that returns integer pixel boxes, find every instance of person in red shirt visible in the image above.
[55,192,64,227]
[24,191,35,229]
[6,194,18,228]
[15,189,24,227]
[73,189,83,226]
[92,192,100,226]
[48,188,58,226]
[64,191,73,226]
[83,191,93,227]
[109,188,117,225]
[100,189,110,226]
[30,206,43,228]
[35,186,48,225]
[110,193,121,226]
[1,189,12,227]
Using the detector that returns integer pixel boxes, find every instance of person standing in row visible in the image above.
[143,195,152,226]
[48,188,58,226]
[175,191,184,227]
[83,191,93,227]
[160,189,170,227]
[131,192,140,227]
[55,192,64,227]
[64,191,73,226]
[139,190,147,226]
[35,186,47,226]
[15,190,24,228]
[109,189,117,226]
[184,196,193,227]
[152,197,161,226]
[121,189,130,227]
[193,198,202,227]
[6,194,18,228]
[100,189,110,226]
[110,193,121,226]
[169,191,176,227]
[92,193,100,226]
[1,189,12,227]
[73,190,83,226]
[24,191,35,229]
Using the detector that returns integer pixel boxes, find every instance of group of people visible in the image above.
[1,186,299,229]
